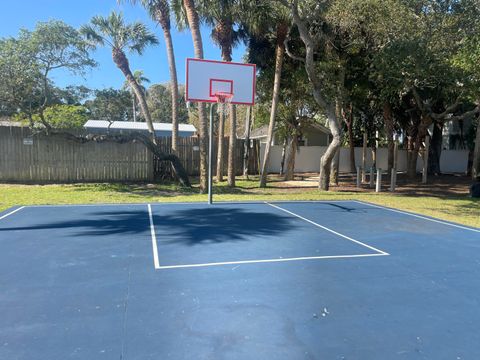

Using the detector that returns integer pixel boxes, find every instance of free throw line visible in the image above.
[265,202,389,255]
[147,204,160,269]
[0,206,25,221]
[157,253,388,270]
[354,200,480,234]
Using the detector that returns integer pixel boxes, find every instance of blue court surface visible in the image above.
[1,200,479,359]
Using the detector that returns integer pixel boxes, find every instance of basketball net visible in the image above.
[214,91,233,117]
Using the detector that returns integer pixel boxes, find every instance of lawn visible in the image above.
[1,177,479,228]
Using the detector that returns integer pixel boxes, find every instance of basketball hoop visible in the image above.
[185,58,256,205]
[214,91,233,117]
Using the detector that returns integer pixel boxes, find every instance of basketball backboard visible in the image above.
[186,58,256,105]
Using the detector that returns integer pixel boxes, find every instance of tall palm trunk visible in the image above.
[153,3,179,153]
[383,102,395,175]
[183,0,208,192]
[112,48,155,141]
[227,104,236,186]
[259,23,289,188]
[216,112,225,181]
[284,134,297,181]
[214,20,237,186]
[132,95,137,122]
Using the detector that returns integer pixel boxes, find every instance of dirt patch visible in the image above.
[265,173,473,197]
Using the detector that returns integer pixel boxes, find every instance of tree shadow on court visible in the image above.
[0,209,152,237]
[0,207,297,243]
[153,208,297,245]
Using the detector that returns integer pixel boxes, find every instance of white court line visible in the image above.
[25,200,355,208]
[0,206,25,221]
[354,200,480,234]
[147,204,160,269]
[157,253,388,270]
[265,202,389,255]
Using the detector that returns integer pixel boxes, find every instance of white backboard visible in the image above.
[186,58,256,105]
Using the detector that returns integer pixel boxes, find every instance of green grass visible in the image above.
[1,178,479,228]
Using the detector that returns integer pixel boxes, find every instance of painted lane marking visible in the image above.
[0,206,25,221]
[354,201,480,234]
[147,204,160,269]
[265,202,389,255]
[157,253,388,270]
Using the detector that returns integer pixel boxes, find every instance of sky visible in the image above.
[0,0,247,90]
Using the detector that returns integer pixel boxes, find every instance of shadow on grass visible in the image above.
[0,206,297,245]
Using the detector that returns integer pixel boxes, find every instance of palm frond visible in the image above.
[128,22,159,55]
[79,24,106,48]
[171,0,190,31]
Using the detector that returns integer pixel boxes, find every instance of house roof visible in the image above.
[0,117,23,127]
[309,122,331,135]
[246,122,331,140]
[249,125,269,139]
[84,120,196,133]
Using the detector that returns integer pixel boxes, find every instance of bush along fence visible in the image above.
[0,126,260,183]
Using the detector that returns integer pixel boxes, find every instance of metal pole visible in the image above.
[208,103,215,205]
[390,135,398,192]
[376,168,382,192]
[362,132,367,183]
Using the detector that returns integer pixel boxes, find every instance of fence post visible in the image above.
[362,132,367,183]
[390,136,398,192]
[356,166,361,188]
[376,168,382,192]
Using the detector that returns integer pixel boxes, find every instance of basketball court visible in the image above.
[1,200,480,359]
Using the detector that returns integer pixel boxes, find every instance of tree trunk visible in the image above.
[216,111,225,181]
[153,2,179,151]
[428,121,443,175]
[183,0,207,192]
[284,135,297,181]
[112,48,155,141]
[259,24,288,188]
[227,104,236,186]
[346,115,355,173]
[243,107,252,178]
[287,2,342,191]
[319,107,342,190]
[330,148,340,185]
[132,96,136,122]
[280,137,287,175]
[472,116,480,179]
[162,27,179,153]
[383,102,395,175]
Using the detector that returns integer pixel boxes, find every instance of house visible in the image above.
[0,117,23,127]
[248,122,331,146]
[84,120,197,137]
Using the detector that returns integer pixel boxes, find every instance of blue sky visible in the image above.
[0,0,247,90]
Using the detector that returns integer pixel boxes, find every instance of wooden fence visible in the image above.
[0,126,260,183]
[153,136,260,179]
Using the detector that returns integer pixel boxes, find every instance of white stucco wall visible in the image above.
[261,145,469,174]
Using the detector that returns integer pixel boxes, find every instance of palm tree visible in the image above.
[80,12,159,139]
[120,0,181,153]
[246,3,290,188]
[123,70,150,122]
[172,0,209,192]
